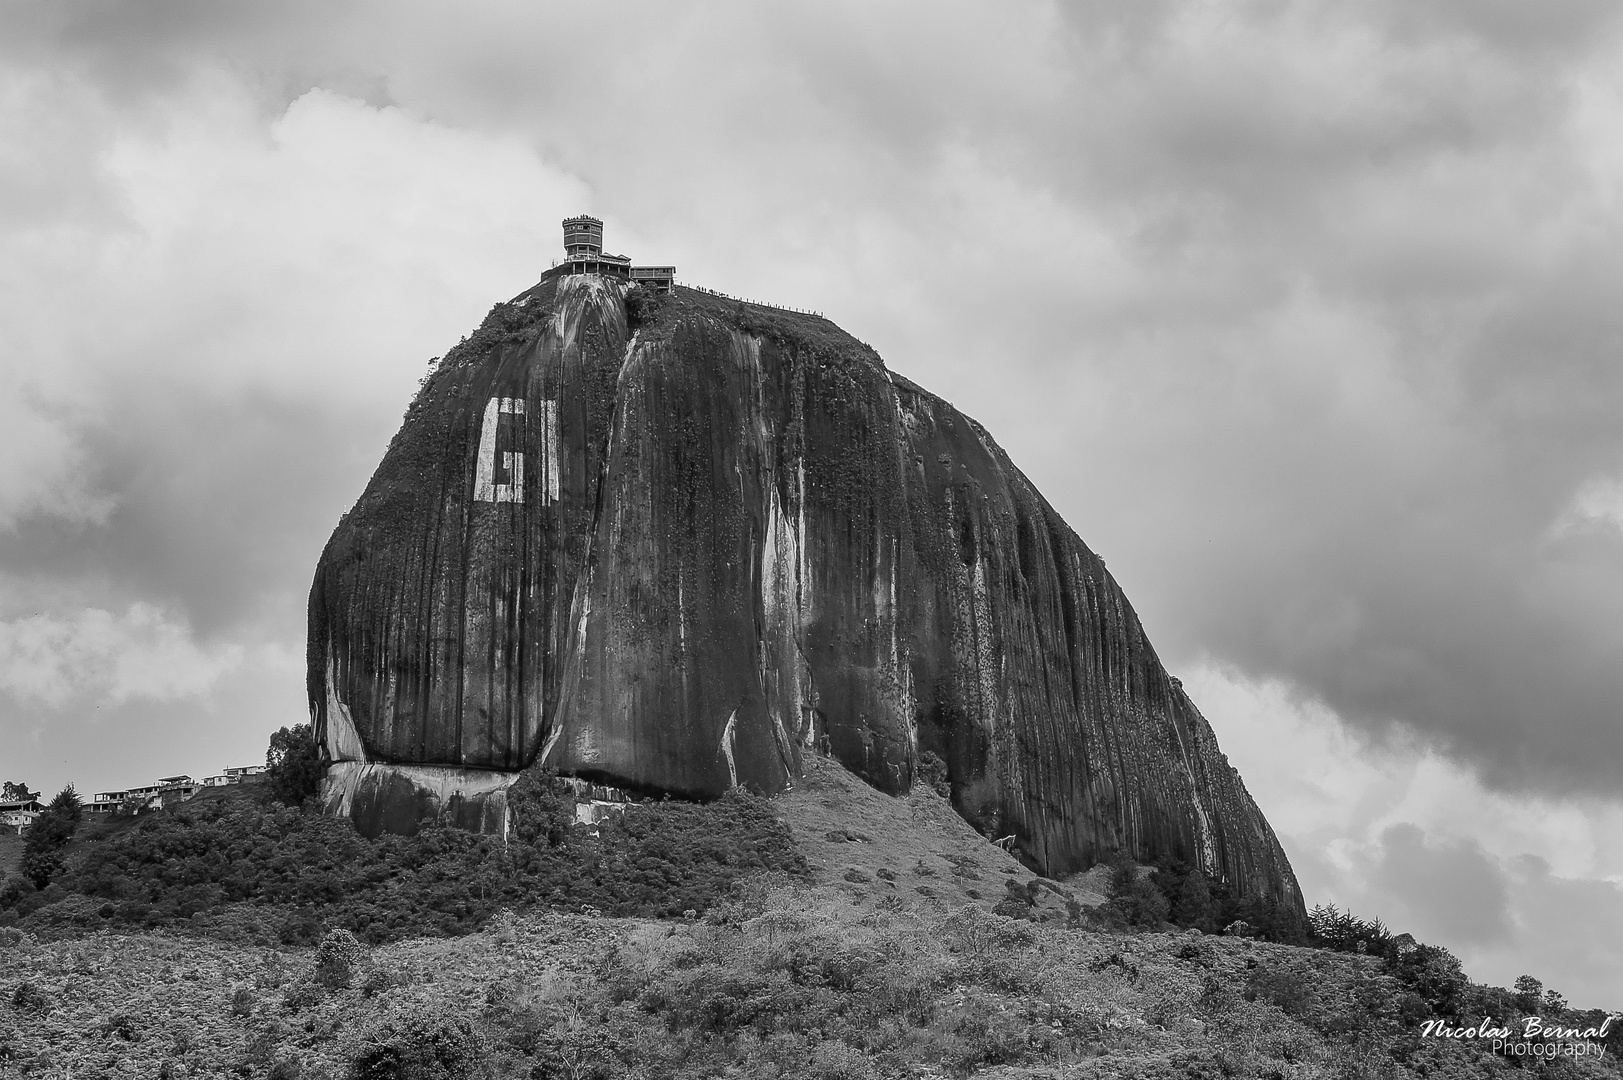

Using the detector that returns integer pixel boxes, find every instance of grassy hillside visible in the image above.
[3,879,1617,1079]
[1,760,1616,1079]
[776,753,1107,921]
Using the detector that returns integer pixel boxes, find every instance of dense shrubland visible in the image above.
[0,770,806,945]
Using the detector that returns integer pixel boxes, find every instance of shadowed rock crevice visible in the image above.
[308,270,1304,923]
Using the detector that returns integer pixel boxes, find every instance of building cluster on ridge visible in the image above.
[1,765,266,834]
[86,765,266,819]
[559,215,675,292]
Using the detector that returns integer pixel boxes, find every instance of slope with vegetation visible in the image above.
[3,875,1618,1079]
[0,768,805,947]
[0,737,1615,1079]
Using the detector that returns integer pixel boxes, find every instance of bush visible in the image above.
[315,928,366,989]
[0,880,32,915]
[100,1011,142,1042]
[914,751,951,797]
[266,724,326,806]
[350,1008,482,1080]
[10,982,52,1017]
[624,284,660,329]
[992,878,1033,921]
[531,1023,622,1080]
[1175,937,1215,966]
[282,979,325,1012]
[940,988,1043,1073]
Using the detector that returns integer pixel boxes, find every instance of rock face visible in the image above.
[308,270,1304,918]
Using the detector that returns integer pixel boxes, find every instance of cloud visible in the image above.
[1551,473,1623,538]
[0,388,113,532]
[1189,660,1623,1010]
[1363,824,1513,947]
[0,602,240,707]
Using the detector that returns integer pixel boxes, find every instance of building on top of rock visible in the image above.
[559,215,675,292]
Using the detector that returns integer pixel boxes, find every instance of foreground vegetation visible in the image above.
[0,769,806,946]
[2,740,1616,1078]
[3,874,1618,1080]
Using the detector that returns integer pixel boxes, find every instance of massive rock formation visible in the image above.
[309,269,1303,916]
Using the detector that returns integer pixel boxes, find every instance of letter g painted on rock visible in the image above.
[474,396,560,504]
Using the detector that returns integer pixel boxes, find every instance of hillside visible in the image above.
[4,880,1617,1079]
[3,761,1618,1078]
[776,753,1107,921]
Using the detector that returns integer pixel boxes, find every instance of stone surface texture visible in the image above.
[308,270,1303,916]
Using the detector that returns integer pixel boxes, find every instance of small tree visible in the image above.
[47,785,81,820]
[1104,850,1169,928]
[266,725,326,807]
[20,785,82,888]
[1513,975,1544,1014]
[1170,864,1217,932]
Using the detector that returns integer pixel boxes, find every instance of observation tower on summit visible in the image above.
[562,215,603,259]
[558,215,674,292]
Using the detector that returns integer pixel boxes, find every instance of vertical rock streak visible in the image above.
[308,274,1302,916]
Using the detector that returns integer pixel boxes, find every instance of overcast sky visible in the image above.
[1,1,1619,1008]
